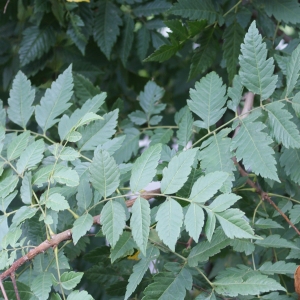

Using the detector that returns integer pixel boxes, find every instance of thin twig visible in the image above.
[10,273,20,300]
[3,0,11,13]
[0,280,8,300]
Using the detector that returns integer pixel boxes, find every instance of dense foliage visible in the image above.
[2,0,300,299]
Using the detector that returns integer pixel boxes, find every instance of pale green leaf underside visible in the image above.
[72,213,93,245]
[259,261,297,275]
[184,203,204,242]
[286,43,300,96]
[280,147,300,184]
[60,271,83,290]
[31,272,52,300]
[255,234,299,250]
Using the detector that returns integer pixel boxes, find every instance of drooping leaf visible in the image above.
[19,26,55,67]
[20,172,32,205]
[72,213,93,245]
[155,197,183,251]
[120,14,134,66]
[7,71,35,128]
[188,229,230,267]
[222,22,245,82]
[266,102,300,148]
[125,246,159,300]
[231,110,279,181]
[239,21,277,100]
[90,149,120,198]
[184,203,204,242]
[16,139,44,173]
[30,272,52,300]
[136,26,151,61]
[76,179,93,210]
[187,71,227,129]
[280,147,300,184]
[161,148,198,194]
[142,266,192,300]
[130,197,151,256]
[204,209,216,242]
[177,108,194,147]
[93,1,123,59]
[286,43,300,96]
[259,261,297,275]
[35,65,73,132]
[130,144,162,193]
[227,75,243,112]
[101,200,126,247]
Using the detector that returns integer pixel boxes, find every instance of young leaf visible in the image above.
[184,203,204,242]
[189,171,230,203]
[215,208,257,239]
[239,21,277,100]
[60,271,83,290]
[214,274,285,297]
[7,71,35,128]
[286,43,300,96]
[259,261,297,275]
[35,65,73,132]
[30,272,52,300]
[198,130,235,193]
[161,148,198,194]
[222,22,245,82]
[187,71,227,130]
[130,197,151,256]
[72,213,93,245]
[16,139,44,173]
[7,131,30,161]
[267,102,300,148]
[231,111,279,182]
[125,246,159,300]
[90,149,120,198]
[101,200,126,247]
[155,197,183,251]
[130,143,162,193]
[93,1,122,59]
[142,266,192,300]
[188,229,230,267]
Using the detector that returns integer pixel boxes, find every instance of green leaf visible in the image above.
[7,71,35,128]
[130,144,162,193]
[101,200,126,247]
[76,179,93,210]
[231,111,279,181]
[150,128,173,145]
[195,292,216,300]
[67,290,93,300]
[189,171,230,203]
[16,139,44,173]
[142,266,192,300]
[187,71,227,129]
[259,261,297,275]
[130,197,151,255]
[254,218,283,229]
[98,135,126,156]
[189,29,218,79]
[267,102,300,148]
[52,167,79,187]
[31,272,52,300]
[133,0,171,17]
[35,65,73,132]
[76,112,103,128]
[144,43,180,62]
[125,246,160,300]
[60,271,83,290]
[7,131,30,161]
[155,197,183,251]
[280,147,300,184]
[12,206,37,226]
[286,44,300,96]
[21,172,32,205]
[168,0,218,23]
[292,91,300,117]
[260,0,300,25]
[227,75,243,112]
[215,209,257,239]
[58,93,106,141]
[208,194,241,212]
[90,149,120,198]
[110,231,136,263]
[0,175,19,199]
[120,14,134,66]
[214,273,285,297]
[239,21,277,100]
[77,109,118,151]
[164,20,189,40]
[136,26,151,61]
[93,2,122,59]
[128,110,147,125]
[289,204,300,224]
[72,213,93,245]
[229,239,255,255]
[177,108,194,147]
[188,229,230,267]
[19,26,55,67]
[255,234,299,250]
[184,203,204,242]
[59,147,80,161]
[222,22,245,82]
[198,129,235,193]
[45,193,70,211]
[161,148,198,194]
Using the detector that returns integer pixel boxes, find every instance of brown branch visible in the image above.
[0,188,161,283]
[11,273,20,300]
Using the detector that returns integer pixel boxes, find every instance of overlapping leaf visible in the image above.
[286,43,300,96]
